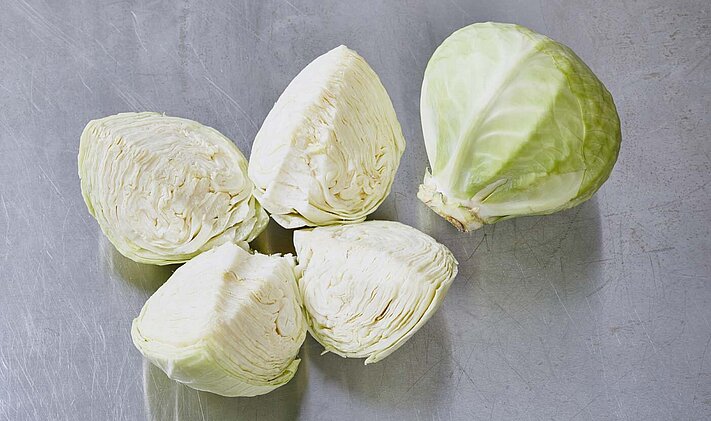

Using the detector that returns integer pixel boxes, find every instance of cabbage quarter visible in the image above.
[131,243,306,397]
[294,221,458,364]
[418,23,621,231]
[79,112,268,264]
[249,46,406,229]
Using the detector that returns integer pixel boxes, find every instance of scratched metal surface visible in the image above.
[0,0,709,419]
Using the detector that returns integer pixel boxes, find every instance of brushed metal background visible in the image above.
[0,0,709,419]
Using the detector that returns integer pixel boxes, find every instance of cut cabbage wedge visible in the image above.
[294,221,458,364]
[131,243,306,397]
[249,46,405,229]
[78,112,268,264]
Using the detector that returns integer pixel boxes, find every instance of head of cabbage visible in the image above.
[418,23,621,231]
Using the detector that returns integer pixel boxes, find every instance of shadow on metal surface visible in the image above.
[413,194,605,296]
[367,192,401,222]
[143,357,306,421]
[102,218,295,294]
[302,311,453,407]
[251,220,296,256]
[420,197,605,406]
[100,238,178,294]
[458,196,605,295]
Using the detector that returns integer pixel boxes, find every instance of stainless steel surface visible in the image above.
[1,0,709,419]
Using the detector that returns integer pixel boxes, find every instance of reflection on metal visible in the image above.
[100,238,177,293]
[250,222,296,256]
[143,351,307,420]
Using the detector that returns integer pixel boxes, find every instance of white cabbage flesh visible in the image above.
[418,23,621,231]
[249,45,406,229]
[294,221,458,364]
[78,112,268,265]
[131,242,306,397]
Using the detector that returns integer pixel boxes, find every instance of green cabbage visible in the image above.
[249,46,405,229]
[78,112,268,264]
[294,221,457,364]
[131,243,306,397]
[418,23,621,231]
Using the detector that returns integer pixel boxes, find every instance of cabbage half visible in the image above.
[131,243,306,397]
[249,46,406,229]
[79,112,268,264]
[418,23,621,231]
[294,221,458,364]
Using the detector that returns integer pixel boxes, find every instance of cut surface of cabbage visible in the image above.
[249,45,405,229]
[78,112,268,264]
[418,23,621,231]
[294,221,458,364]
[131,242,306,397]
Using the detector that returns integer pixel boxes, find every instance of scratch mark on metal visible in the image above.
[404,42,418,64]
[66,299,92,339]
[570,367,637,419]
[59,206,71,264]
[108,21,123,34]
[29,62,41,112]
[113,354,128,398]
[692,333,711,404]
[586,278,611,298]
[496,335,533,390]
[188,43,209,74]
[1,194,9,262]
[203,76,258,129]
[570,395,598,420]
[37,164,62,198]
[450,356,489,403]
[548,278,575,326]
[15,0,79,50]
[633,307,659,354]
[464,234,486,262]
[282,0,305,14]
[222,4,267,42]
[685,51,710,76]
[494,302,524,330]
[77,73,93,94]
[512,253,527,284]
[110,82,143,111]
[402,358,444,396]
[196,388,206,421]
[130,11,148,52]
[94,38,119,64]
[447,0,473,21]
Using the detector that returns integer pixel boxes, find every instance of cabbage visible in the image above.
[249,46,406,229]
[418,23,621,231]
[78,112,268,264]
[294,221,457,364]
[131,242,306,397]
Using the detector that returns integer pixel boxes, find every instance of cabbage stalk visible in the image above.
[78,112,268,264]
[131,242,306,397]
[249,46,406,229]
[418,23,621,231]
[294,221,458,364]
